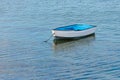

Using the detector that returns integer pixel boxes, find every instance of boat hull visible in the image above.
[52,27,96,39]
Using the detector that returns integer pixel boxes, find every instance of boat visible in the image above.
[52,24,97,39]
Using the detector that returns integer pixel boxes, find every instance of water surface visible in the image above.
[0,0,120,80]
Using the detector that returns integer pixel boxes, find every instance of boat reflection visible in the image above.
[53,34,95,52]
[53,34,95,45]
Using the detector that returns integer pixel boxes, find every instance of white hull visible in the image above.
[52,27,96,38]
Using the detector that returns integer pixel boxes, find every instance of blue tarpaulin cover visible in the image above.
[54,24,94,31]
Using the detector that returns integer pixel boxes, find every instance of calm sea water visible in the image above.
[0,0,120,80]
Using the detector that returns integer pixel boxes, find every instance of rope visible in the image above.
[44,33,54,42]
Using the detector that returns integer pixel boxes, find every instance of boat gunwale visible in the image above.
[52,25,97,31]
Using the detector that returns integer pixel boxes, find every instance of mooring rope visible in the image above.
[44,33,55,42]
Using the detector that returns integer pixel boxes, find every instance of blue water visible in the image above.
[0,0,120,80]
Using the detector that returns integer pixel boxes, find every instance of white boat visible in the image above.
[52,24,97,39]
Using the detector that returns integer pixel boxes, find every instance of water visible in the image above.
[0,0,120,80]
